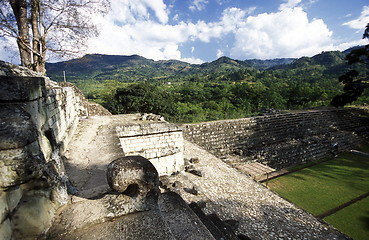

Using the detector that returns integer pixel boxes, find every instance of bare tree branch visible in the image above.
[0,0,110,73]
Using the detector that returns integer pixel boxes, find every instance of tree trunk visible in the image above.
[9,0,32,68]
[30,0,45,74]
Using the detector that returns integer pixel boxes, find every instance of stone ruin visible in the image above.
[183,108,369,170]
[1,60,366,239]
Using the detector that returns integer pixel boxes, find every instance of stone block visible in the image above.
[6,187,22,213]
[0,148,28,187]
[0,76,45,101]
[0,105,38,150]
[0,191,8,223]
[0,218,11,240]
[0,141,44,188]
[11,192,56,240]
[39,136,53,161]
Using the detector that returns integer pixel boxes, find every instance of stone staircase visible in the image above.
[184,108,369,170]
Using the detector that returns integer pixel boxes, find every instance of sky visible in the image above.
[1,0,369,64]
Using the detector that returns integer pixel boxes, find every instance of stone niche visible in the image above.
[116,123,184,176]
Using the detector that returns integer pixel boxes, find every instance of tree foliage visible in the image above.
[0,0,109,73]
[331,23,369,107]
[98,77,339,123]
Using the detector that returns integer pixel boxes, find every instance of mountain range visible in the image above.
[45,46,360,84]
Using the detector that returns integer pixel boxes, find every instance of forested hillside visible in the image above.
[45,48,369,123]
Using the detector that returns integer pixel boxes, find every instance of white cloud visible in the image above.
[229,5,334,59]
[173,13,179,22]
[106,0,169,24]
[343,6,369,30]
[279,0,302,11]
[89,3,241,63]
[182,57,204,64]
[2,0,366,65]
[87,0,359,63]
[334,39,368,51]
[189,0,209,12]
[89,20,187,61]
[216,0,231,6]
[216,49,224,58]
[143,0,169,24]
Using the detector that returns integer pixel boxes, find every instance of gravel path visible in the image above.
[172,140,349,240]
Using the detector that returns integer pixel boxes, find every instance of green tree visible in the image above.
[114,83,176,119]
[174,102,205,123]
[331,23,369,107]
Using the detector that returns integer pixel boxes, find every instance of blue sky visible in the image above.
[1,0,369,64]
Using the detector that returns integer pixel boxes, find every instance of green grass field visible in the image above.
[267,147,369,240]
[324,197,369,240]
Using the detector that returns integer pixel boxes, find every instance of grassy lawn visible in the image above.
[268,152,369,216]
[324,197,369,240]
[267,146,369,239]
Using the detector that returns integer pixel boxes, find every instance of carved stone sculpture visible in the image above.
[106,156,160,214]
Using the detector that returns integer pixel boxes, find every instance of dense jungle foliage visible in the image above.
[46,48,369,123]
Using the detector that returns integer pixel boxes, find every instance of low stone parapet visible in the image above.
[117,122,185,175]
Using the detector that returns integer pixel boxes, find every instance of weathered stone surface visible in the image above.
[116,122,181,137]
[11,191,56,240]
[39,135,53,161]
[0,105,38,150]
[48,209,175,240]
[0,148,33,188]
[0,141,44,188]
[0,76,45,101]
[106,156,160,215]
[159,192,215,240]
[107,156,159,194]
[6,187,22,213]
[0,191,8,223]
[175,140,349,240]
[46,192,162,238]
[47,191,217,240]
[0,60,45,78]
[0,219,12,240]
[87,102,112,116]
[0,61,108,240]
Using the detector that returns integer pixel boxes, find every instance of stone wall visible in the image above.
[183,108,369,169]
[0,61,89,240]
[116,123,184,176]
